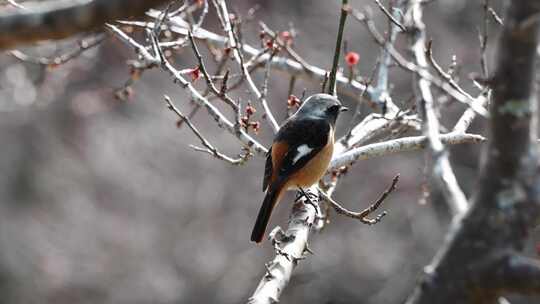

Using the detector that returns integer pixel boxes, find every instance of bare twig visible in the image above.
[193,0,209,30]
[452,92,489,133]
[214,0,280,133]
[107,24,267,156]
[339,3,407,152]
[187,31,238,111]
[405,0,468,214]
[425,41,489,133]
[320,174,399,224]
[165,95,250,165]
[373,0,406,32]
[488,6,504,25]
[480,0,491,78]
[259,22,313,72]
[10,33,106,66]
[127,12,380,103]
[327,0,349,95]
[351,8,489,117]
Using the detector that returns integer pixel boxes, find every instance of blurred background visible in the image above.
[0,0,539,303]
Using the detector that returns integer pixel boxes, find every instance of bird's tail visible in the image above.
[251,182,285,243]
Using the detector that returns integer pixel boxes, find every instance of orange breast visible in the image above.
[286,130,334,189]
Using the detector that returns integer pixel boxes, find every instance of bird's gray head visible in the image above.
[295,93,348,126]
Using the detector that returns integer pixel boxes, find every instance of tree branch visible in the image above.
[405,0,468,214]
[9,33,106,66]
[320,174,399,224]
[107,24,268,156]
[136,10,380,103]
[247,187,319,304]
[406,1,540,302]
[0,0,170,49]
[164,95,250,165]
[214,0,280,133]
[327,0,349,95]
[331,132,485,169]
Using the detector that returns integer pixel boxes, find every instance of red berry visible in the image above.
[251,121,261,133]
[240,116,249,127]
[189,66,200,81]
[246,104,256,116]
[345,51,360,66]
[287,95,301,108]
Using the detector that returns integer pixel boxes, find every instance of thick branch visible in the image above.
[0,0,169,49]
[331,132,485,169]
[247,187,319,304]
[406,1,540,302]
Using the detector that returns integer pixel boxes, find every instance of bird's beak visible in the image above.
[340,106,349,112]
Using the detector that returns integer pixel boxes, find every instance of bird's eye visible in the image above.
[328,105,340,112]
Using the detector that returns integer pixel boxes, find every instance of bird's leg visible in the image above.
[297,187,319,216]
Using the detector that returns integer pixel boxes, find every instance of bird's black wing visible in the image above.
[275,117,331,180]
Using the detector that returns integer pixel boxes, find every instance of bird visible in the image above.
[251,93,348,243]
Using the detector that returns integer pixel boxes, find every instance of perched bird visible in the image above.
[251,93,348,243]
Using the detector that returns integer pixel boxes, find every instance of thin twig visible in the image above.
[327,0,349,95]
[6,0,26,10]
[165,95,250,165]
[187,31,238,110]
[107,24,267,156]
[424,41,489,133]
[320,174,399,224]
[128,13,380,103]
[425,41,484,104]
[215,0,280,132]
[259,22,313,72]
[351,8,489,117]
[480,0,490,78]
[10,33,106,66]
[374,0,406,32]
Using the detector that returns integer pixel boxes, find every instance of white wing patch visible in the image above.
[292,144,313,164]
